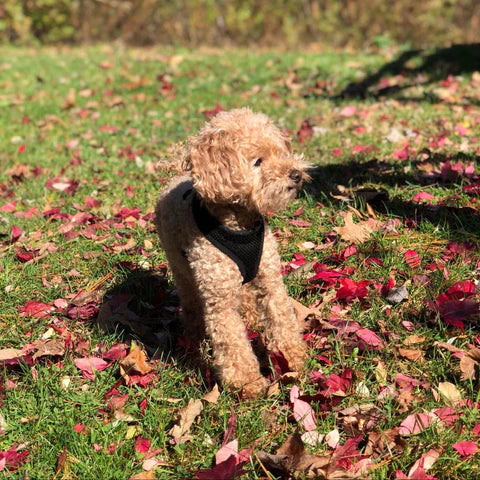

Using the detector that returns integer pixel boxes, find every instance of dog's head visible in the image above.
[184,108,310,214]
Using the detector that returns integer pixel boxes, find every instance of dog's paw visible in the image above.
[282,342,308,372]
[240,376,269,399]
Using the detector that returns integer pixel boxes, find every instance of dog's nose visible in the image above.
[289,169,302,184]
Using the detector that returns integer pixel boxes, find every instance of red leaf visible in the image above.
[340,105,357,117]
[412,192,433,203]
[193,454,249,480]
[0,201,16,212]
[11,225,22,242]
[134,437,151,454]
[453,441,478,457]
[18,300,53,318]
[15,247,36,262]
[446,281,476,299]
[74,357,110,380]
[336,278,369,302]
[0,445,29,472]
[356,328,384,349]
[74,424,86,433]
[269,350,290,377]
[297,119,313,143]
[202,102,225,120]
[404,250,421,268]
[18,144,26,153]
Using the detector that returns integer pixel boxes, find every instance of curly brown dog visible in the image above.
[155,108,309,398]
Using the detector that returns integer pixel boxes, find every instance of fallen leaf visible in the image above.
[168,398,203,444]
[290,386,317,431]
[398,348,424,362]
[0,348,24,363]
[257,433,330,477]
[202,384,221,404]
[32,339,65,361]
[436,382,462,405]
[408,448,441,477]
[334,212,375,243]
[119,345,153,381]
[129,470,156,480]
[403,335,426,346]
[74,357,110,380]
[385,285,409,304]
[453,441,478,457]
[399,412,436,435]
[460,348,480,380]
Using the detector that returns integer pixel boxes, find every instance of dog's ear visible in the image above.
[187,128,248,203]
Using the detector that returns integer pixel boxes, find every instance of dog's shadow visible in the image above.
[94,264,186,361]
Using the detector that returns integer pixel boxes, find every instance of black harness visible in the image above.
[185,189,265,284]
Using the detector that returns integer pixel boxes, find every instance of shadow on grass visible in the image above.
[307,152,480,237]
[335,43,480,103]
[94,263,185,360]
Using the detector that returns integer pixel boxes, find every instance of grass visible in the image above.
[0,44,479,479]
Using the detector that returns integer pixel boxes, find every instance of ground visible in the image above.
[0,45,479,479]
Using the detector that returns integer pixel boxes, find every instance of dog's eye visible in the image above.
[253,158,263,167]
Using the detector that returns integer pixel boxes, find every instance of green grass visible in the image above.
[0,45,479,479]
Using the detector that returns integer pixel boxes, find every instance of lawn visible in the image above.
[0,45,479,479]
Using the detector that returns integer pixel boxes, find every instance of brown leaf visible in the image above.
[460,348,480,380]
[398,348,424,362]
[402,335,426,346]
[201,384,220,404]
[56,446,68,476]
[0,348,24,362]
[113,237,137,254]
[61,88,76,109]
[129,471,156,480]
[337,404,381,435]
[433,341,465,353]
[32,339,65,361]
[168,398,203,444]
[257,433,329,477]
[334,212,377,244]
[119,345,153,378]
[365,428,405,456]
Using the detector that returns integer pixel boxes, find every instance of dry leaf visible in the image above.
[129,470,156,480]
[398,348,424,362]
[257,433,329,477]
[113,237,137,254]
[257,433,365,479]
[333,212,376,244]
[403,335,426,346]
[119,345,153,378]
[375,362,388,385]
[169,398,203,444]
[436,382,462,405]
[61,88,76,109]
[433,341,464,353]
[32,339,65,361]
[460,348,480,380]
[0,348,24,362]
[202,384,220,404]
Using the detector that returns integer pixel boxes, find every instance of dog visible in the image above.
[155,108,309,398]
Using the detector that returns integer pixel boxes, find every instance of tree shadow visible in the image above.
[335,43,480,103]
[307,152,480,237]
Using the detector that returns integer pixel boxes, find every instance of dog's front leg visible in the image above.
[189,244,267,398]
[255,231,307,371]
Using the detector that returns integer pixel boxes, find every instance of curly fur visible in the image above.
[155,108,309,398]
